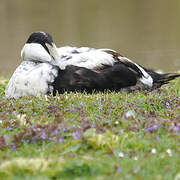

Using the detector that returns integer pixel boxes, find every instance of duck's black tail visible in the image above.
[147,70,180,89]
[124,69,180,92]
[157,73,180,83]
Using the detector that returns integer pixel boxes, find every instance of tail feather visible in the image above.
[156,73,180,83]
[150,72,180,89]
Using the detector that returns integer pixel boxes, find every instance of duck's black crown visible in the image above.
[26,32,54,54]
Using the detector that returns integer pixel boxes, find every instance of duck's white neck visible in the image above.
[21,43,53,63]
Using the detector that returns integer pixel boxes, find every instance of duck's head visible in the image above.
[21,32,60,63]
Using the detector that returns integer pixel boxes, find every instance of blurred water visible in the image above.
[1,0,180,75]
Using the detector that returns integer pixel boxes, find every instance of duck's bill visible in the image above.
[46,43,60,60]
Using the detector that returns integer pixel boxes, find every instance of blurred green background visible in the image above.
[1,0,180,74]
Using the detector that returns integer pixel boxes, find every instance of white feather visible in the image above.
[5,61,58,98]
[119,57,153,87]
[21,43,53,63]
[54,47,115,70]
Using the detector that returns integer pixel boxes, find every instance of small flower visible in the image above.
[0,120,2,124]
[58,138,63,143]
[22,139,30,143]
[33,112,37,116]
[62,127,67,132]
[125,110,135,119]
[166,102,170,108]
[73,130,81,139]
[115,121,119,125]
[11,144,16,150]
[41,132,46,139]
[118,152,124,157]
[134,156,138,161]
[6,126,13,131]
[134,124,138,128]
[151,102,155,106]
[173,126,179,133]
[152,124,158,130]
[166,149,172,157]
[151,148,156,154]
[119,130,124,134]
[117,166,122,172]
[146,126,153,132]
[91,123,95,128]
[54,129,59,135]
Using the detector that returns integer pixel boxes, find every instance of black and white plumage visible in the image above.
[5,32,180,98]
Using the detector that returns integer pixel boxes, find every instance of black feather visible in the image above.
[52,64,137,95]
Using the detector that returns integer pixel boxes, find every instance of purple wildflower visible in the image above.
[11,144,16,150]
[134,124,138,129]
[73,130,81,139]
[173,126,179,133]
[41,132,46,139]
[117,166,122,172]
[7,126,13,131]
[151,102,155,106]
[148,118,153,122]
[22,139,30,143]
[146,124,159,132]
[80,102,84,106]
[166,102,170,108]
[156,136,159,140]
[54,128,59,135]
[91,123,95,128]
[62,127,67,132]
[152,124,159,130]
[58,138,63,143]
[146,126,153,132]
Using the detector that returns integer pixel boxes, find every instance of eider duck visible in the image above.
[5,32,180,98]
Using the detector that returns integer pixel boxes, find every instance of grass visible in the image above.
[0,77,180,179]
